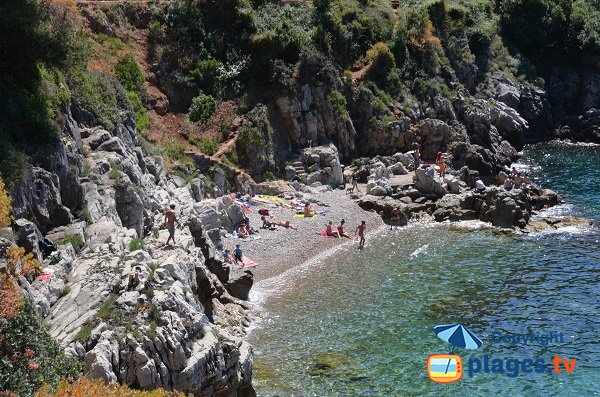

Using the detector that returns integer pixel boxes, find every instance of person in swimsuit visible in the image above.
[164,204,180,246]
[304,202,316,217]
[504,176,514,191]
[234,244,243,265]
[436,151,446,178]
[326,221,340,238]
[412,143,421,168]
[127,266,142,290]
[351,172,358,193]
[338,219,352,239]
[355,221,366,248]
[223,249,234,264]
[390,207,404,229]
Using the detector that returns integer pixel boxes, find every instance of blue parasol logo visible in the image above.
[427,324,483,384]
[433,323,483,352]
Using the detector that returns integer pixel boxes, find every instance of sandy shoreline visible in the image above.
[221,188,383,283]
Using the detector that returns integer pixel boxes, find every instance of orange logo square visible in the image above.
[427,354,463,384]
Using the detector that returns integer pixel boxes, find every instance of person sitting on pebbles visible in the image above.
[326,220,340,238]
[337,219,352,239]
[237,222,250,238]
[304,202,316,217]
[503,176,514,191]
[223,249,234,264]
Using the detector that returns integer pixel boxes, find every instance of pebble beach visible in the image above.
[222,187,383,281]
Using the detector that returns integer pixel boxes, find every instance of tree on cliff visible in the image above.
[0,0,77,185]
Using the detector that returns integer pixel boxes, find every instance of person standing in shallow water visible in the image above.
[164,204,180,246]
[355,221,366,248]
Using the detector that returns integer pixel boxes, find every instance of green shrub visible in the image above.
[108,161,122,180]
[188,93,216,123]
[188,58,222,95]
[59,234,85,253]
[114,54,145,92]
[128,238,143,252]
[328,90,348,116]
[163,141,193,165]
[67,68,129,130]
[365,42,396,87]
[238,105,272,148]
[73,322,94,343]
[263,170,276,180]
[76,208,92,224]
[189,135,219,156]
[152,227,159,239]
[0,304,81,397]
[128,91,150,131]
[82,161,91,177]
[316,0,395,66]
[137,133,161,156]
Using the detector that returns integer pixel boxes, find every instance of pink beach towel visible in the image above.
[318,228,339,238]
[238,256,258,268]
[40,272,54,281]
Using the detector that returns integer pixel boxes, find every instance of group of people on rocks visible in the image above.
[504,167,532,192]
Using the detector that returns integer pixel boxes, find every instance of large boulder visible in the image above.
[11,167,72,234]
[301,144,344,185]
[479,188,531,228]
[114,178,144,238]
[413,168,447,197]
[217,196,245,229]
[225,268,253,300]
[275,84,357,159]
[12,219,43,261]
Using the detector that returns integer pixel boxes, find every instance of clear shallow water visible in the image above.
[249,142,600,397]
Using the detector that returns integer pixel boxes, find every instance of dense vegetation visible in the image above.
[35,377,190,397]
[0,178,81,397]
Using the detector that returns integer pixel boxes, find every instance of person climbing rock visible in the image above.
[164,204,180,246]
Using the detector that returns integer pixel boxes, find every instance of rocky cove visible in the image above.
[1,1,599,396]
[1,79,590,396]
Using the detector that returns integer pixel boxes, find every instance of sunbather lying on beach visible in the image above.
[261,216,298,230]
[261,216,277,230]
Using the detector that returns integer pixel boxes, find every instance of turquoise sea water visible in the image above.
[249,142,600,397]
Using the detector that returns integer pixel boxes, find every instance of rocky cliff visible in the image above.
[10,95,255,396]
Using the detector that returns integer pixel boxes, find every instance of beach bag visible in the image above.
[258,209,270,216]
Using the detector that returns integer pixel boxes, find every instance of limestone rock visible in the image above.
[225,268,254,301]
[413,168,447,197]
[114,178,144,238]
[12,219,43,261]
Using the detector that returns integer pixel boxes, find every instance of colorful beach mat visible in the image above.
[225,231,262,241]
[238,256,258,268]
[293,213,316,218]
